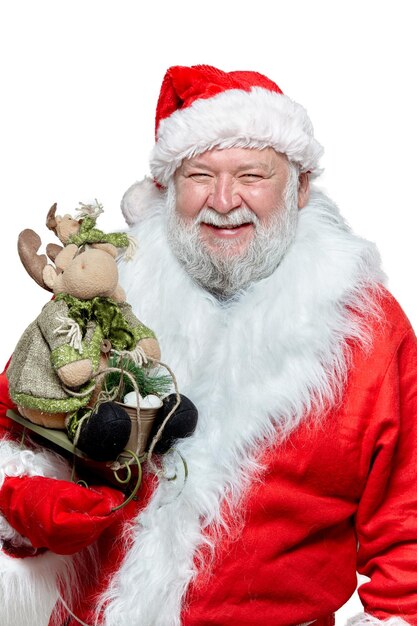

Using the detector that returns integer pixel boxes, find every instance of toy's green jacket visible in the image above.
[7,297,155,413]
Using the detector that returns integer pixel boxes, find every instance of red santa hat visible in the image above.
[122,64,323,225]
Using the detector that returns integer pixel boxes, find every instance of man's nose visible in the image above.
[207,175,242,213]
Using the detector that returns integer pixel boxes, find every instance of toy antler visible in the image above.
[18,229,53,292]
[46,203,58,235]
[46,243,64,263]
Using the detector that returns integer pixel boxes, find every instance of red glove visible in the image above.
[0,475,125,554]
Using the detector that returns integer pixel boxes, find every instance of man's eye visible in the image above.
[189,173,211,181]
[240,173,263,180]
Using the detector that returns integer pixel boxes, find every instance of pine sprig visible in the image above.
[105,355,173,399]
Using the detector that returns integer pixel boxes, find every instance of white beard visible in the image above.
[166,164,299,299]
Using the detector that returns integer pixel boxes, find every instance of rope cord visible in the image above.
[68,354,185,511]
[81,354,182,472]
[61,382,96,398]
[19,427,27,449]
[110,450,143,512]
[72,412,92,448]
[77,366,143,459]
[145,358,181,475]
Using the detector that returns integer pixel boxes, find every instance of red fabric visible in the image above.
[155,65,283,137]
[0,475,125,554]
[179,293,417,626]
[49,471,157,626]
[0,358,19,432]
[0,539,47,558]
[318,619,335,626]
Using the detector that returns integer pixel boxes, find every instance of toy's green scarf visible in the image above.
[67,215,130,249]
[55,293,137,351]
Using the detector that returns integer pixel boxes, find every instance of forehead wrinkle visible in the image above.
[235,161,273,172]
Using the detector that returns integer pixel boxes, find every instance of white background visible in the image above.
[0,1,416,622]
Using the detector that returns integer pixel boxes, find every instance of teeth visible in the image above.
[209,224,242,229]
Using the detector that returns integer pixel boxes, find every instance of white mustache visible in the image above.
[196,207,258,227]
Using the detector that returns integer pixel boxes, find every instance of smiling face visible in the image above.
[168,147,309,298]
[174,147,308,257]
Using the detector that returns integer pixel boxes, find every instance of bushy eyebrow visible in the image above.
[181,160,271,171]
[236,162,271,171]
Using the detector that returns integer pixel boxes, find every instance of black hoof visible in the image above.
[76,402,132,462]
[148,394,198,454]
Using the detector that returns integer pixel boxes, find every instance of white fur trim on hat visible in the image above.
[120,177,165,226]
[150,87,323,186]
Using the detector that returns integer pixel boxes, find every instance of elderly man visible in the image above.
[1,64,417,626]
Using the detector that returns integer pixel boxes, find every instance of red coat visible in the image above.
[183,294,417,625]
[2,290,416,625]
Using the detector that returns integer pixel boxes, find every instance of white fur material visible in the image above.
[0,437,79,626]
[347,613,410,625]
[0,548,65,626]
[150,87,324,186]
[99,188,384,626]
[0,542,97,626]
[120,176,164,226]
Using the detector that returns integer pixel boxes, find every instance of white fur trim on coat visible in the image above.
[99,188,384,626]
[0,548,64,626]
[346,612,410,625]
[0,542,97,626]
[150,87,324,186]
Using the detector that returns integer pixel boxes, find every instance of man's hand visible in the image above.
[0,475,124,554]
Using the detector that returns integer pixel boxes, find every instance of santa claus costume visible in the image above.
[1,65,417,626]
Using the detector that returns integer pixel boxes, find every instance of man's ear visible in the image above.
[297,172,310,209]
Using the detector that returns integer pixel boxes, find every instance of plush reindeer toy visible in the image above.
[6,202,195,462]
